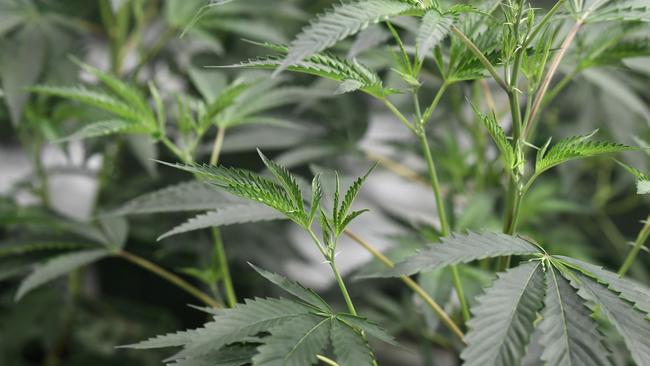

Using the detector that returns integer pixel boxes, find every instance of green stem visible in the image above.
[421,82,449,125]
[450,26,509,92]
[208,126,237,307]
[418,132,470,323]
[343,229,466,343]
[382,98,416,133]
[618,214,650,277]
[330,261,357,315]
[212,228,237,307]
[118,250,222,308]
[317,355,341,366]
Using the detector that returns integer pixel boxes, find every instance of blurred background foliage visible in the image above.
[0,0,649,365]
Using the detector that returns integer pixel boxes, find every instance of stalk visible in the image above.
[618,214,650,277]
[344,229,466,343]
[524,20,583,139]
[330,261,357,315]
[208,126,237,307]
[418,132,470,323]
[118,250,222,308]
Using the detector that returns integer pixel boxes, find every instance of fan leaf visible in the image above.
[330,319,374,366]
[15,249,110,301]
[276,0,415,74]
[538,267,611,366]
[416,10,453,62]
[365,231,541,277]
[461,261,545,366]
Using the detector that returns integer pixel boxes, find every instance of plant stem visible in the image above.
[210,126,226,166]
[382,98,416,134]
[317,355,341,366]
[421,82,449,125]
[330,261,357,315]
[344,229,466,343]
[212,228,237,307]
[117,250,222,308]
[524,20,583,139]
[450,26,509,92]
[618,214,650,277]
[418,132,470,323]
[208,126,237,307]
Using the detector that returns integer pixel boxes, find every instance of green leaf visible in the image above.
[224,50,387,98]
[308,174,322,225]
[461,261,546,366]
[335,164,375,235]
[615,160,650,194]
[31,85,146,124]
[249,264,331,312]
[57,119,143,142]
[565,271,650,365]
[158,204,285,240]
[169,344,258,366]
[538,267,611,366]
[556,256,650,315]
[258,150,305,215]
[76,60,152,118]
[330,319,374,366]
[158,162,305,224]
[536,131,638,174]
[336,314,398,346]
[416,10,453,62]
[252,314,330,366]
[473,106,514,169]
[366,231,541,277]
[275,0,415,74]
[16,249,110,301]
[107,181,237,216]
[129,297,312,360]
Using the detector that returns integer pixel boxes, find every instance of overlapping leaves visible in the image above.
[126,265,392,366]
[367,231,650,365]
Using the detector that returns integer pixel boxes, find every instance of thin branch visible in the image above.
[343,230,466,343]
[524,20,583,139]
[619,214,650,277]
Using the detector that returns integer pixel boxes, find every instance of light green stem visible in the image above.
[618,214,650,277]
[418,132,470,323]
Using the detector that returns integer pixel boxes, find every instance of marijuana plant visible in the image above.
[3,0,650,365]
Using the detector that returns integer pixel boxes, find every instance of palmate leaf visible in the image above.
[15,249,110,300]
[224,49,387,98]
[565,272,650,365]
[461,261,546,366]
[275,0,416,74]
[249,264,331,312]
[107,181,239,217]
[157,204,285,240]
[252,314,331,366]
[330,319,374,366]
[416,10,454,62]
[334,164,375,235]
[168,344,258,366]
[557,256,650,315]
[538,267,611,366]
[535,132,638,174]
[577,0,650,23]
[259,150,305,214]
[365,231,541,277]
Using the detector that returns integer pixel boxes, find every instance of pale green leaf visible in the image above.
[330,319,374,366]
[253,314,330,366]
[566,271,650,365]
[276,0,414,74]
[473,106,514,168]
[538,267,611,366]
[249,264,331,312]
[416,11,453,62]
[461,261,546,366]
[365,231,541,277]
[57,119,142,142]
[158,204,285,240]
[16,249,110,300]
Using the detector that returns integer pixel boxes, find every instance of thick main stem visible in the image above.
[344,229,466,343]
[118,250,222,308]
[618,214,650,277]
[330,261,357,315]
[418,132,470,323]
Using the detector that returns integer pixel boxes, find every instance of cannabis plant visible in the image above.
[3,0,650,365]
